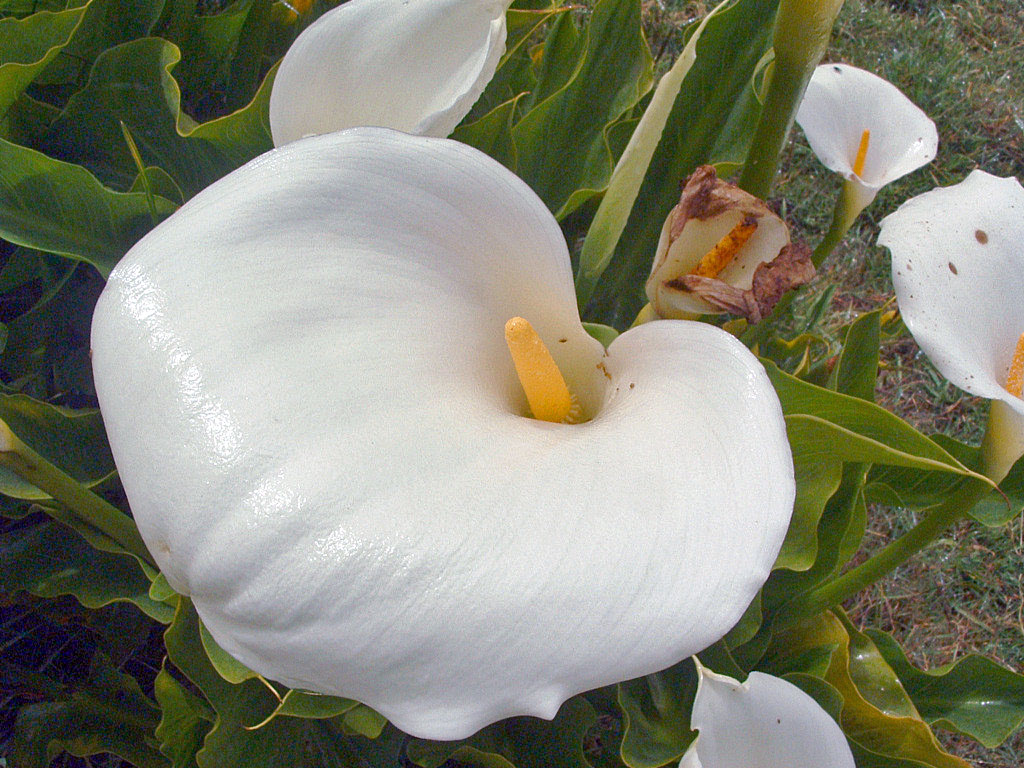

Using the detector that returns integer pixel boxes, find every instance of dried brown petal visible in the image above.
[681,243,814,323]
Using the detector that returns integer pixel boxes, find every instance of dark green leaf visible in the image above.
[0,136,176,274]
[829,310,881,401]
[155,661,215,768]
[0,517,172,621]
[0,392,114,498]
[870,629,1024,748]
[616,658,696,768]
[512,0,653,219]
[0,5,87,124]
[408,697,597,768]
[8,652,167,768]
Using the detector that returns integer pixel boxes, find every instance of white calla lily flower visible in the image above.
[680,663,855,768]
[796,63,938,215]
[91,128,795,740]
[879,170,1024,480]
[269,0,509,147]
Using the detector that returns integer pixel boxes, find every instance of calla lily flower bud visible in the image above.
[879,170,1024,480]
[646,166,814,321]
[269,0,510,146]
[680,663,856,768]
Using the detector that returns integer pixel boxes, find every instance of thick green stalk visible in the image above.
[0,420,154,567]
[777,477,989,629]
[738,0,845,198]
[779,402,1021,629]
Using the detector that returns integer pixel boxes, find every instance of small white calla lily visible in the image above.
[796,63,938,214]
[91,128,795,740]
[878,170,1024,480]
[680,663,855,768]
[269,0,509,147]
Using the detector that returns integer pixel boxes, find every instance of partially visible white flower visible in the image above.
[680,663,855,768]
[796,63,938,215]
[269,0,510,146]
[878,170,1024,480]
[91,127,796,740]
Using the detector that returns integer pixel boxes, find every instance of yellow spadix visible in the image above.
[1007,332,1024,398]
[504,317,575,423]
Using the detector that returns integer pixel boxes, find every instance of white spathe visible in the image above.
[91,127,795,740]
[878,170,1024,478]
[796,63,938,212]
[679,665,856,768]
[269,0,509,146]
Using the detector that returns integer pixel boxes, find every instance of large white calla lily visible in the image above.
[796,63,938,215]
[680,663,855,768]
[878,170,1024,480]
[91,127,795,740]
[269,0,509,146]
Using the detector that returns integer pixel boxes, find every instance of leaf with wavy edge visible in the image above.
[870,629,1024,749]
[772,612,970,768]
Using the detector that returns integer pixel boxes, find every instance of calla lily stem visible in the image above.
[738,0,845,198]
[776,476,988,629]
[0,420,154,567]
[811,179,861,267]
[778,402,1021,630]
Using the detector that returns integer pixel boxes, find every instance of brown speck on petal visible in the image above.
[975,229,988,244]
[681,242,814,323]
[948,262,958,275]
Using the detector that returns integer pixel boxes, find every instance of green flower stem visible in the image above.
[777,477,988,630]
[738,0,845,198]
[779,405,1019,629]
[811,177,875,267]
[0,420,154,567]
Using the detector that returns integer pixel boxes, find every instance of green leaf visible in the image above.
[765,360,986,481]
[41,36,275,198]
[35,0,167,91]
[155,661,215,768]
[409,696,597,768]
[450,95,521,171]
[512,0,653,219]
[166,0,258,101]
[8,652,167,768]
[772,612,970,768]
[870,629,1024,748]
[616,658,697,768]
[585,0,779,326]
[0,517,172,621]
[829,310,881,401]
[0,136,177,275]
[0,392,115,499]
[165,598,380,768]
[774,449,842,571]
[198,621,259,684]
[868,435,1024,527]
[0,5,87,125]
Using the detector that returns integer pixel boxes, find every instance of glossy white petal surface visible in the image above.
[269,0,508,146]
[796,63,937,198]
[679,667,855,768]
[92,128,794,740]
[878,170,1024,417]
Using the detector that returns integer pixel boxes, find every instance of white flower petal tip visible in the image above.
[91,127,795,740]
[680,665,856,768]
[879,170,1024,477]
[646,166,813,320]
[269,0,510,147]
[796,63,938,200]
